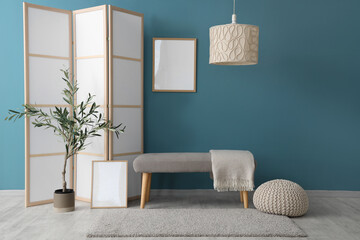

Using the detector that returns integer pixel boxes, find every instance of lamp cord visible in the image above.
[232,0,237,23]
[233,0,235,14]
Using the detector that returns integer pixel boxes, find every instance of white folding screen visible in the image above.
[73,6,108,202]
[109,6,143,199]
[24,3,72,207]
[24,3,143,206]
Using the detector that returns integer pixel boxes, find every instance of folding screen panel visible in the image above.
[109,6,144,199]
[24,3,143,206]
[23,3,72,207]
[73,5,108,202]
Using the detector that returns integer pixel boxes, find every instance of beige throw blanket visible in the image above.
[210,150,255,192]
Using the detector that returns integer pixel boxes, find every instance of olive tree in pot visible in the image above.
[5,69,124,213]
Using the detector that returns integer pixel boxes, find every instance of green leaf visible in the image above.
[9,110,20,114]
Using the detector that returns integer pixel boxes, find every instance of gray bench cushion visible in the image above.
[133,153,211,173]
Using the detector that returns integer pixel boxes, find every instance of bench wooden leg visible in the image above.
[242,191,249,209]
[140,173,150,209]
[146,173,152,202]
[240,191,243,203]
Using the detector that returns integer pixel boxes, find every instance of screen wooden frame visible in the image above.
[73,5,109,203]
[108,6,143,201]
[23,2,143,207]
[108,5,144,159]
[23,2,73,207]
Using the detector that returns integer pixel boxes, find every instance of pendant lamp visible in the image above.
[209,0,259,65]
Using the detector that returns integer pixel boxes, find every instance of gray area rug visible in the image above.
[87,209,307,238]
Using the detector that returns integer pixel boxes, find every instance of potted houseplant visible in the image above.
[5,69,124,212]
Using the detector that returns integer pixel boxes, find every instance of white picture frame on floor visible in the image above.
[91,160,128,208]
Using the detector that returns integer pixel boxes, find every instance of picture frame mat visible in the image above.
[152,38,197,92]
[91,160,128,208]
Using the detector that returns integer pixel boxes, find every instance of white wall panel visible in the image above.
[113,155,140,198]
[76,155,104,200]
[73,6,108,202]
[113,108,142,154]
[29,57,69,105]
[113,11,142,59]
[29,107,66,154]
[110,6,143,163]
[29,155,70,202]
[24,3,72,207]
[76,58,105,106]
[25,4,143,207]
[83,131,105,155]
[113,59,141,105]
[75,10,104,57]
[79,107,105,155]
[28,7,70,57]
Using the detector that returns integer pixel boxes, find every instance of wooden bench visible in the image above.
[133,153,250,209]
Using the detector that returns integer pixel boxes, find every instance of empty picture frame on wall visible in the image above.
[152,38,197,92]
[91,161,128,208]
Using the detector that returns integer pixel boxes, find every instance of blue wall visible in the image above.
[1,0,360,190]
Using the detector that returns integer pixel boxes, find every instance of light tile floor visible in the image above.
[1,190,359,240]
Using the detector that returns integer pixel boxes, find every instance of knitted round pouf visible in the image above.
[253,179,309,217]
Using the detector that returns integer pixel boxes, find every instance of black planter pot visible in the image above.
[53,189,75,213]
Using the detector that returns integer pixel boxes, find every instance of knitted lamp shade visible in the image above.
[253,179,309,217]
[209,23,259,65]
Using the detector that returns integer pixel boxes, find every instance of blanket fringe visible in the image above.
[214,179,254,192]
